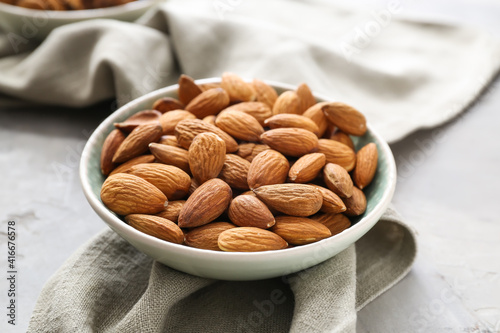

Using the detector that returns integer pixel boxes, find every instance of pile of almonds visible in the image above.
[99,73,378,252]
[0,0,136,10]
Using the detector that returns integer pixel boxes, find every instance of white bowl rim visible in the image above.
[80,78,397,261]
[0,0,157,20]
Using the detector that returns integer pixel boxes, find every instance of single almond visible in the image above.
[199,82,222,91]
[112,123,163,164]
[189,132,226,184]
[218,154,251,190]
[310,213,351,236]
[178,179,232,228]
[352,143,378,189]
[127,163,191,200]
[174,119,238,153]
[215,110,264,141]
[178,74,203,105]
[322,102,367,136]
[270,216,331,245]
[236,143,270,162]
[221,72,256,102]
[202,115,217,126]
[101,129,126,176]
[252,79,278,108]
[264,114,320,136]
[185,88,230,118]
[253,184,323,216]
[303,102,329,138]
[109,155,155,176]
[308,184,346,214]
[125,214,184,244]
[155,200,185,222]
[149,143,190,173]
[343,187,367,216]
[260,128,319,157]
[272,91,301,115]
[218,227,288,252]
[317,139,356,171]
[247,149,289,189]
[152,97,185,113]
[159,135,181,147]
[228,195,275,229]
[100,173,166,215]
[296,83,316,113]
[330,130,355,150]
[288,153,326,183]
[185,222,236,251]
[114,110,162,133]
[159,110,196,135]
[222,102,272,126]
[323,163,354,198]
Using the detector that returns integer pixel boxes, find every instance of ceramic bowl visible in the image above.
[0,0,159,40]
[79,78,397,281]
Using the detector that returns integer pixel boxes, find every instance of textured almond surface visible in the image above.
[247,149,289,189]
[159,135,181,147]
[222,102,272,126]
[310,213,351,236]
[215,110,264,141]
[330,130,355,150]
[252,79,278,108]
[175,119,238,153]
[112,123,163,164]
[288,153,326,183]
[343,187,367,216]
[114,110,162,133]
[152,97,184,113]
[101,173,166,216]
[149,143,190,173]
[236,143,270,162]
[159,110,196,135]
[125,214,184,244]
[272,90,301,115]
[322,102,367,136]
[271,216,331,245]
[308,184,346,214]
[260,128,319,157]
[178,179,232,228]
[155,200,185,222]
[352,143,378,189]
[253,184,323,216]
[303,102,329,138]
[228,195,275,229]
[189,132,226,184]
[178,74,203,105]
[185,222,236,251]
[218,227,288,252]
[323,163,354,198]
[185,88,230,118]
[296,83,316,113]
[109,155,155,176]
[218,154,250,190]
[317,139,356,171]
[264,114,320,136]
[101,129,126,176]
[221,72,256,102]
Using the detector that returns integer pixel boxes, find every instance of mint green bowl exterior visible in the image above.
[80,78,396,281]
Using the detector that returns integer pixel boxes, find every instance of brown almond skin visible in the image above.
[178,74,203,105]
[303,102,329,138]
[253,184,323,216]
[100,173,166,216]
[112,123,163,164]
[260,128,319,157]
[155,200,185,222]
[352,143,378,189]
[125,214,184,244]
[159,135,181,147]
[317,139,356,171]
[236,143,270,162]
[127,163,191,200]
[343,187,367,216]
[174,119,238,153]
[218,227,288,252]
[310,213,351,236]
[264,114,320,136]
[222,102,272,126]
[215,110,264,142]
[109,155,155,176]
[272,91,301,115]
[247,150,289,189]
[330,130,355,150]
[296,83,316,113]
[221,72,256,102]
[308,184,346,214]
[323,163,354,198]
[252,79,278,108]
[189,132,226,184]
[101,129,126,176]
[149,143,190,173]
[322,102,367,136]
[288,153,326,183]
[271,216,331,245]
[178,179,232,228]
[185,88,230,118]
[152,97,185,114]
[199,83,222,91]
[218,154,251,190]
[185,222,236,251]
[228,195,275,229]
[159,110,196,135]
[202,115,217,126]
[114,110,162,133]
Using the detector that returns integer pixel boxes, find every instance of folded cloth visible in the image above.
[0,0,497,331]
[27,208,415,333]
